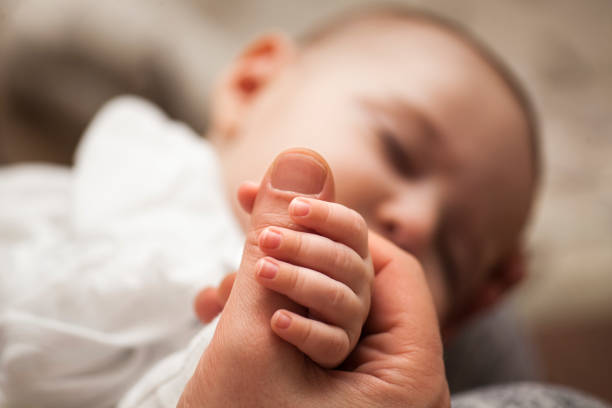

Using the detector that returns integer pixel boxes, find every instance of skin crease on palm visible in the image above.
[207,16,536,328]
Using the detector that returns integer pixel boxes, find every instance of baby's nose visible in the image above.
[375,190,439,255]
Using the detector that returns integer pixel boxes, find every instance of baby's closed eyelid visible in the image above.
[378,130,421,178]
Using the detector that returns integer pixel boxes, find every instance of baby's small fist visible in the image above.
[256,197,373,367]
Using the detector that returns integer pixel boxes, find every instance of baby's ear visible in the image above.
[210,33,297,141]
[443,249,527,339]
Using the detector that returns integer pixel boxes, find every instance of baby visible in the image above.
[0,6,541,408]
[199,149,375,368]
[191,7,538,364]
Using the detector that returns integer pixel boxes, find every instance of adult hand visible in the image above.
[183,232,449,407]
[180,150,449,407]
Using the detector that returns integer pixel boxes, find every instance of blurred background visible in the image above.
[1,0,611,402]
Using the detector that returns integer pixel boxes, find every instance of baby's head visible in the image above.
[207,7,539,330]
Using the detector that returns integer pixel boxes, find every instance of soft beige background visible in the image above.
[1,0,611,400]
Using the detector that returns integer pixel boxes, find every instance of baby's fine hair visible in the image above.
[299,5,541,183]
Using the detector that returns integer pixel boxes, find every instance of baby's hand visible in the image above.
[255,197,373,368]
[194,197,373,368]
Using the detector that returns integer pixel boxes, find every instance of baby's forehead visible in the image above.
[294,12,538,282]
[302,13,537,182]
[302,14,476,63]
[301,16,506,99]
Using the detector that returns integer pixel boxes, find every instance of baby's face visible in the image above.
[214,20,535,324]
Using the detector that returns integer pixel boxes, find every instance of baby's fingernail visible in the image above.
[270,152,327,194]
[259,228,282,249]
[274,312,292,329]
[290,198,310,217]
[256,258,278,279]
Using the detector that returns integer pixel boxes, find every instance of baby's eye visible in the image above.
[379,130,418,178]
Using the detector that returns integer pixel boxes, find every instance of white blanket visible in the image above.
[0,96,243,407]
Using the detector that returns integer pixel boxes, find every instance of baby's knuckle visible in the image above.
[334,244,354,272]
[358,297,370,322]
[346,293,363,316]
[349,208,367,236]
[327,332,350,361]
[299,320,313,345]
[292,232,306,257]
[364,258,375,284]
[321,201,334,224]
[328,284,347,309]
[345,324,361,349]
[354,261,371,287]
[246,229,262,248]
[288,266,302,292]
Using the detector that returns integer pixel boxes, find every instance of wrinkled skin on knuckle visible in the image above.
[346,290,364,318]
[328,282,347,311]
[357,290,371,323]
[293,230,308,259]
[299,317,314,346]
[289,265,304,293]
[346,319,363,351]
[356,257,373,294]
[351,210,368,248]
[334,242,356,277]
[321,331,350,368]
[322,201,335,225]
[358,258,374,310]
[244,229,265,263]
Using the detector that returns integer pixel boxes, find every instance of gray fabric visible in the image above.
[452,383,610,408]
[445,302,541,394]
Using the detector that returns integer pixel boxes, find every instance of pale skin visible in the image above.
[197,179,374,368]
[180,149,450,407]
[205,17,536,328]
[183,14,537,408]
[255,197,373,368]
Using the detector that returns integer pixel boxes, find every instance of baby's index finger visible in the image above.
[288,197,369,258]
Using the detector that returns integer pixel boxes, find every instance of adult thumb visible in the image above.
[354,231,447,392]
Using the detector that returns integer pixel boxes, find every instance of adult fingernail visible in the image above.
[256,258,278,279]
[274,312,292,329]
[270,152,327,194]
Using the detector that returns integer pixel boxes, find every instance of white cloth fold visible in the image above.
[0,96,243,408]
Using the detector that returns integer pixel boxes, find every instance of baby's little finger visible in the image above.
[271,309,350,368]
